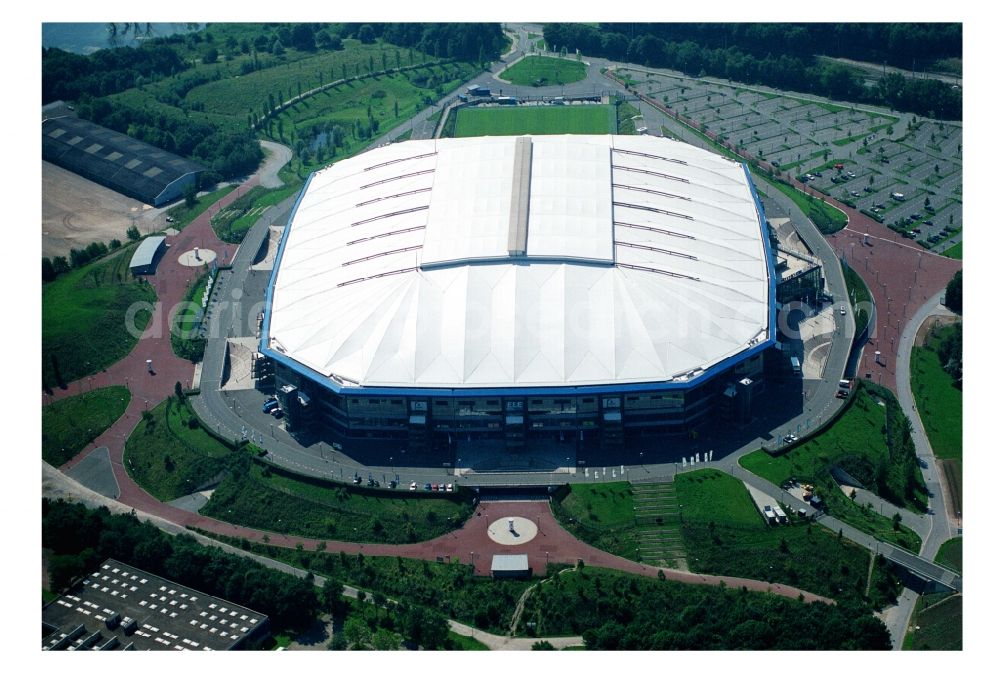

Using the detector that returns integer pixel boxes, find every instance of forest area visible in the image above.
[543,23,962,120]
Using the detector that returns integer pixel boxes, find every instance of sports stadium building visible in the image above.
[260,135,776,454]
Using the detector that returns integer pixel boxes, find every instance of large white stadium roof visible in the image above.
[265,135,772,391]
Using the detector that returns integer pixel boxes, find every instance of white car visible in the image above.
[839,306,847,316]
[409,481,417,491]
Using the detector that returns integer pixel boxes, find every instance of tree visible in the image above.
[372,628,400,650]
[358,24,375,44]
[203,47,218,64]
[42,257,56,282]
[290,24,316,52]
[52,256,70,275]
[532,640,556,650]
[174,381,185,401]
[343,616,371,649]
[127,224,141,241]
[271,37,285,56]
[944,270,962,314]
[183,183,197,209]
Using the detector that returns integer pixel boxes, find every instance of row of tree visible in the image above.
[543,23,961,120]
[41,225,140,282]
[544,23,960,71]
[43,499,321,632]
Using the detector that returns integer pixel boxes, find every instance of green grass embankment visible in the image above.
[43,243,156,389]
[42,386,131,467]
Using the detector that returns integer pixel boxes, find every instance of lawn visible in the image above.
[211,184,300,243]
[499,55,586,86]
[910,324,962,460]
[843,262,873,340]
[200,461,474,544]
[448,632,489,650]
[934,537,962,573]
[453,104,615,137]
[551,482,641,561]
[675,469,899,607]
[769,179,848,234]
[170,271,212,362]
[942,241,962,259]
[164,184,237,230]
[185,40,437,119]
[42,386,131,467]
[740,382,926,551]
[42,243,157,389]
[674,469,760,527]
[904,594,962,650]
[616,101,642,135]
[271,63,480,174]
[123,395,243,501]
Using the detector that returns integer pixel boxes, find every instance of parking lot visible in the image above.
[618,67,962,253]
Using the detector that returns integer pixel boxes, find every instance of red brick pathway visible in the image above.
[52,176,260,471]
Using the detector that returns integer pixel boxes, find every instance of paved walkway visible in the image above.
[51,178,261,485]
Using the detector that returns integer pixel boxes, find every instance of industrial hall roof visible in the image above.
[42,115,204,206]
[264,135,773,392]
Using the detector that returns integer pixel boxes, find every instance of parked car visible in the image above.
[839,305,847,316]
[446,483,453,492]
[424,482,432,491]
[270,408,283,419]
[409,481,417,491]
[431,483,438,491]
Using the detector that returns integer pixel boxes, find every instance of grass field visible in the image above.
[170,271,211,362]
[942,241,962,259]
[904,594,962,650]
[911,324,962,460]
[211,184,300,243]
[448,632,489,650]
[185,40,435,119]
[740,382,926,552]
[164,184,236,230]
[770,179,848,233]
[675,469,899,607]
[42,386,131,467]
[43,243,156,389]
[551,482,641,561]
[123,396,243,501]
[499,55,586,86]
[675,470,760,527]
[934,537,962,573]
[844,262,873,340]
[201,461,473,544]
[616,101,642,135]
[453,104,615,137]
[271,64,479,176]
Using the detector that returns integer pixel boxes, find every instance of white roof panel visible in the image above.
[267,135,771,390]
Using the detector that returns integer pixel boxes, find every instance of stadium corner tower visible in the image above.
[261,135,776,458]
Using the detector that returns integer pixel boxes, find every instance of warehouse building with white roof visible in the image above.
[261,134,776,453]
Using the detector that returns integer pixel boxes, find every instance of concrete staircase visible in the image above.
[631,482,687,569]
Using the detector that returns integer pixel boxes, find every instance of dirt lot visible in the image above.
[42,161,169,258]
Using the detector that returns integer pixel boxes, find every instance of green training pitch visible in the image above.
[499,55,587,86]
[454,104,616,137]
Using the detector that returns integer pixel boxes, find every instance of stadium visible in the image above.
[260,134,776,457]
